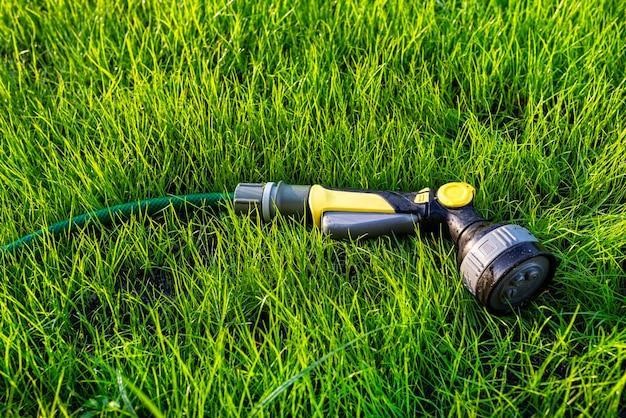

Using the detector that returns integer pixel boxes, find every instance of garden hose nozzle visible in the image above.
[234,181,557,313]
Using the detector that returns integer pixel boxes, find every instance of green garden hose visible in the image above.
[1,192,233,253]
[2,180,556,313]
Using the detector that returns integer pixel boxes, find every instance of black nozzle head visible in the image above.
[458,224,557,313]
[477,241,556,313]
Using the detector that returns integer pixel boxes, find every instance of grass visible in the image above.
[0,0,624,415]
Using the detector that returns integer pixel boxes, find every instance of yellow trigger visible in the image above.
[437,182,475,208]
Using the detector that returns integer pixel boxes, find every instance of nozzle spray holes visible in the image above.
[490,256,552,310]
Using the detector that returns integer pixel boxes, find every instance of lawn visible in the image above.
[0,0,624,416]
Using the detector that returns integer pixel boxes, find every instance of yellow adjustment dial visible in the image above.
[437,182,475,208]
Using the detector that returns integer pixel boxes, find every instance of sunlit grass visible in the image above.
[0,0,624,415]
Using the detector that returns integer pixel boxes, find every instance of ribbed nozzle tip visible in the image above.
[458,224,556,313]
[233,183,264,215]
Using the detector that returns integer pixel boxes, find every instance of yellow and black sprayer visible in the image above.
[234,182,556,313]
[2,181,556,314]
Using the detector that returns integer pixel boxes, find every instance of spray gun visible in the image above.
[233,182,556,313]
